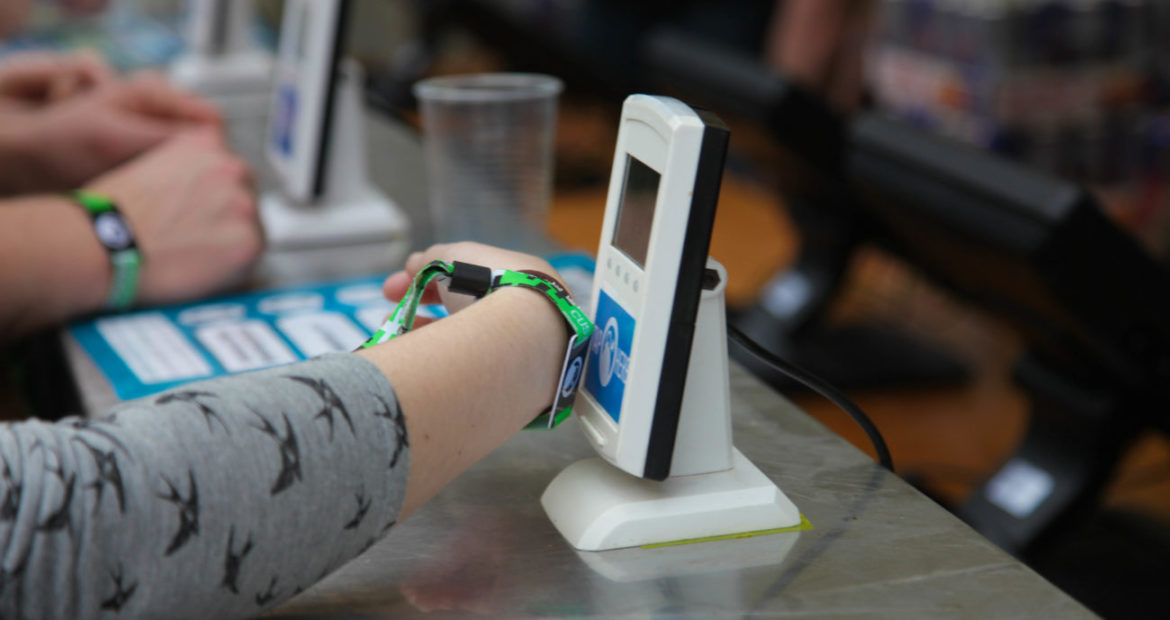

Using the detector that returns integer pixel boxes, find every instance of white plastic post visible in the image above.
[259,59,411,255]
[169,0,273,111]
[542,258,801,551]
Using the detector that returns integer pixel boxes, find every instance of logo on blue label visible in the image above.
[584,290,633,423]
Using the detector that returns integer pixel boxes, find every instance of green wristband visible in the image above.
[72,191,142,311]
[361,260,596,429]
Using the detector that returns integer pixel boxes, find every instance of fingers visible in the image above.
[404,242,559,282]
[0,50,111,103]
[404,247,445,274]
[47,49,115,102]
[0,52,62,99]
[382,271,413,301]
[73,49,114,83]
[383,269,445,305]
[402,246,452,303]
[395,242,565,317]
[114,72,223,126]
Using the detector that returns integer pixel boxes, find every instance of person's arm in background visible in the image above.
[0,130,263,341]
[0,242,566,619]
[0,2,218,195]
[764,0,875,112]
[0,72,222,195]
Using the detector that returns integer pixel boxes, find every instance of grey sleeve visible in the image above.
[0,353,410,620]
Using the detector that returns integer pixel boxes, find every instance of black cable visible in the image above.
[727,323,894,472]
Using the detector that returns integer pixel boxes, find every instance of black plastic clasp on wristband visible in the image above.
[448,261,494,297]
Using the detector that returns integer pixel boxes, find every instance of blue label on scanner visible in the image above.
[584,290,633,423]
[272,84,298,156]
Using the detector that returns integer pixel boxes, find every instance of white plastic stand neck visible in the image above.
[169,0,274,113]
[259,59,410,255]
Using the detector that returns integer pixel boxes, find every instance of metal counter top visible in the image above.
[61,108,1093,619]
[269,364,1092,618]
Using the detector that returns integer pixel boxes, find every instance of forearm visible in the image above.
[358,286,566,519]
[0,195,108,340]
[0,264,568,617]
[0,354,408,619]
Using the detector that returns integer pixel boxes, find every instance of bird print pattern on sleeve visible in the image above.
[155,391,232,436]
[221,526,254,595]
[157,470,200,556]
[72,436,127,515]
[343,488,372,530]
[372,393,409,470]
[0,453,22,522]
[99,563,137,612]
[36,461,76,537]
[248,409,303,496]
[287,376,355,440]
[0,354,409,620]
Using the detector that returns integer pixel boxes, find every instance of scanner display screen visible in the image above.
[612,156,660,268]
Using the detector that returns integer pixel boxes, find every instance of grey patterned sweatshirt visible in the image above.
[0,353,409,619]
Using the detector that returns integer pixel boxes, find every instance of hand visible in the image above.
[362,245,570,521]
[382,242,562,320]
[0,50,114,106]
[0,72,221,194]
[84,130,263,305]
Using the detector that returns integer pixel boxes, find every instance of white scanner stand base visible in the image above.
[261,59,410,254]
[259,188,408,251]
[543,449,799,551]
[542,259,801,551]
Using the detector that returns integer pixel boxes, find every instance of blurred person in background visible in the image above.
[576,0,873,111]
[765,0,875,112]
[0,0,264,342]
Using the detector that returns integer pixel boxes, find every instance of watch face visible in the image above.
[93,212,134,250]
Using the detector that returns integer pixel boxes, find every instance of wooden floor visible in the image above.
[546,175,1170,525]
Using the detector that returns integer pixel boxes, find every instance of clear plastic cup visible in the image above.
[413,73,563,250]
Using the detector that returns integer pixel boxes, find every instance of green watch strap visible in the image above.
[71,191,142,311]
[107,250,142,310]
[74,190,118,214]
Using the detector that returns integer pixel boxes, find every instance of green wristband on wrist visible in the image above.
[361,260,596,429]
[72,190,141,311]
